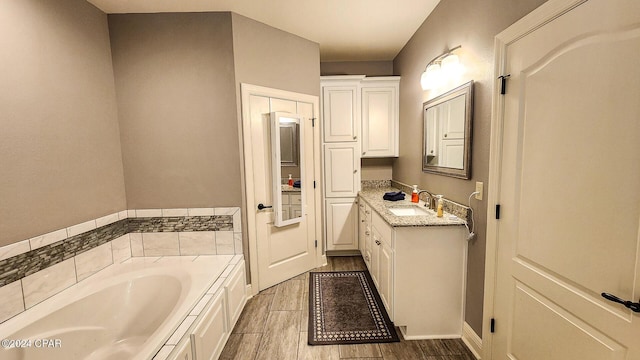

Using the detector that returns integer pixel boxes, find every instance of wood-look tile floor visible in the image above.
[220,256,477,360]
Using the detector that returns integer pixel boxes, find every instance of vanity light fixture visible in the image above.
[420,45,463,90]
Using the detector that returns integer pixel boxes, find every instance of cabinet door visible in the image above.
[361,84,398,157]
[325,198,358,251]
[378,240,393,318]
[322,85,359,142]
[358,207,367,255]
[225,262,247,330]
[370,228,381,286]
[323,143,360,197]
[191,291,228,360]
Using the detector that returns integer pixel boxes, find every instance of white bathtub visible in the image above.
[0,256,233,360]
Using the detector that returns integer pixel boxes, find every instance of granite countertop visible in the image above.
[358,187,466,227]
[282,185,301,193]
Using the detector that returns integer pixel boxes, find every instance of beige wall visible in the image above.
[109,12,241,210]
[231,13,321,97]
[393,0,547,335]
[321,61,394,76]
[0,0,126,247]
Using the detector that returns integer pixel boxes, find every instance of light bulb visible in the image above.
[421,63,441,90]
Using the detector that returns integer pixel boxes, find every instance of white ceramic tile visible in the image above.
[121,257,160,264]
[30,229,68,250]
[189,294,213,316]
[156,256,197,263]
[221,264,235,278]
[152,345,174,360]
[179,232,216,256]
[127,210,137,218]
[188,208,214,216]
[233,210,242,232]
[142,233,179,256]
[0,240,31,261]
[214,207,238,216]
[111,234,132,263]
[130,233,144,257]
[136,209,162,218]
[22,259,76,309]
[230,254,244,265]
[215,231,234,255]
[67,220,97,237]
[233,233,243,255]
[118,210,128,220]
[0,280,25,323]
[162,208,188,217]
[96,213,120,227]
[75,243,113,281]
[166,315,197,345]
[96,213,120,228]
[207,278,226,295]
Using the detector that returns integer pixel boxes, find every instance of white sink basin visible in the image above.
[388,206,431,216]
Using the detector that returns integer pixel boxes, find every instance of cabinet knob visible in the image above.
[444,134,448,138]
[361,219,365,223]
[353,135,358,140]
[362,152,366,155]
[375,240,381,246]
[365,231,370,236]
[353,169,357,173]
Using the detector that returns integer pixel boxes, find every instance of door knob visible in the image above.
[601,292,640,312]
[257,203,272,210]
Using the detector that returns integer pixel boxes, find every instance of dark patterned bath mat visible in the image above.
[308,271,400,345]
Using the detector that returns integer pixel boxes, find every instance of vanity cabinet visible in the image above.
[358,201,372,265]
[325,198,358,251]
[361,79,399,158]
[360,197,467,339]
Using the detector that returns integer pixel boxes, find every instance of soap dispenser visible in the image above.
[288,174,293,186]
[411,185,419,203]
[436,195,444,217]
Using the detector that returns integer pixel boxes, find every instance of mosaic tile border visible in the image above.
[0,208,241,288]
[391,180,471,223]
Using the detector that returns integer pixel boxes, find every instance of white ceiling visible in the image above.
[87,0,440,61]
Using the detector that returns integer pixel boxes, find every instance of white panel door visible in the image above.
[323,143,359,197]
[325,198,358,251]
[322,86,358,142]
[361,85,398,157]
[489,1,640,359]
[246,94,318,290]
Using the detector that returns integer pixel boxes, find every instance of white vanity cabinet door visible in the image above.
[191,291,228,360]
[168,338,193,360]
[378,239,393,318]
[325,198,358,251]
[323,143,360,198]
[225,262,247,330]
[322,85,359,142]
[361,79,399,158]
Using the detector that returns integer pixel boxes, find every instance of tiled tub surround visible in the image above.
[0,254,245,360]
[0,207,243,324]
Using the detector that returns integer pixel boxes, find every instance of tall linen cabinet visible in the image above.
[321,76,399,252]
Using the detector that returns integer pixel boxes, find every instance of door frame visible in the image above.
[240,83,324,296]
[482,0,588,358]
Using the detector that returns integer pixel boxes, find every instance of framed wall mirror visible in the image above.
[270,112,305,227]
[423,80,473,179]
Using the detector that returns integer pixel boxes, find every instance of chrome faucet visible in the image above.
[417,189,434,209]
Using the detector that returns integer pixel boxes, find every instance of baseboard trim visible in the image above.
[246,283,255,297]
[462,322,482,359]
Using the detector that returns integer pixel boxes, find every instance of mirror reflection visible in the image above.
[271,112,304,227]
[423,81,473,179]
